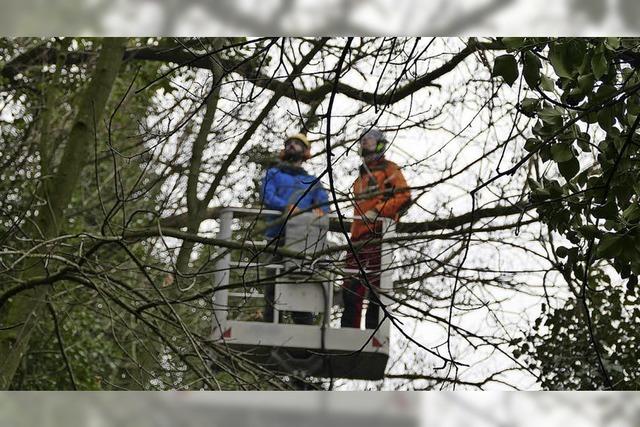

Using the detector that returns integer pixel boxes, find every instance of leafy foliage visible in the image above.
[494,37,640,389]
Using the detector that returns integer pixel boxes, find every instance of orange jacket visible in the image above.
[350,158,411,240]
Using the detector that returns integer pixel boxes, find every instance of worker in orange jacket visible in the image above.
[341,127,411,329]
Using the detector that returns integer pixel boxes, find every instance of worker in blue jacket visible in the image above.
[260,133,330,324]
[261,133,329,238]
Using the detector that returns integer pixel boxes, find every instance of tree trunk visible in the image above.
[0,37,127,390]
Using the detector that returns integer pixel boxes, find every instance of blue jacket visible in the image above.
[261,163,330,238]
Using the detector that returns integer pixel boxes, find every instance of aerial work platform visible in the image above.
[210,207,396,380]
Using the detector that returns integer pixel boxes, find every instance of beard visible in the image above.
[282,149,304,162]
[363,152,384,163]
[360,148,383,162]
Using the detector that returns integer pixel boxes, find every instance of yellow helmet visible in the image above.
[285,133,311,149]
[281,133,312,161]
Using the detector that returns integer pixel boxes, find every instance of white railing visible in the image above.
[211,207,396,333]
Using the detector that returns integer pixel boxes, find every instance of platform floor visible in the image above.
[226,343,389,380]
[214,321,390,380]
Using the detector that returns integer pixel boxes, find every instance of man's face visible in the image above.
[360,136,378,153]
[285,139,305,153]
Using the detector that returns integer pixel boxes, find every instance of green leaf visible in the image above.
[538,106,564,127]
[546,180,564,197]
[558,157,580,180]
[524,138,541,152]
[605,37,621,50]
[521,98,540,116]
[551,143,574,162]
[577,73,595,94]
[539,144,551,162]
[549,42,572,78]
[623,204,640,223]
[566,39,588,71]
[597,107,616,130]
[492,54,519,86]
[622,38,640,49]
[579,51,595,76]
[592,200,618,220]
[523,51,542,87]
[591,51,608,80]
[626,275,637,294]
[556,246,570,258]
[527,178,542,191]
[575,168,590,186]
[578,224,600,240]
[584,111,599,124]
[502,37,526,50]
[597,234,624,258]
[593,84,617,102]
[628,96,640,115]
[557,128,577,144]
[530,187,551,201]
[564,88,586,107]
[576,132,591,152]
[611,132,625,151]
[540,74,555,92]
[528,178,552,200]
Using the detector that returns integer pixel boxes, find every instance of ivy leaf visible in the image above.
[622,204,640,223]
[502,37,527,50]
[540,74,555,92]
[551,143,574,162]
[524,138,541,152]
[556,246,570,258]
[597,107,616,131]
[523,51,542,87]
[564,88,586,106]
[593,83,617,102]
[549,42,572,78]
[575,168,590,187]
[578,224,600,240]
[566,39,588,72]
[621,37,640,49]
[621,235,640,259]
[558,157,580,180]
[628,96,640,115]
[557,127,578,144]
[576,132,591,152]
[577,73,595,95]
[597,234,624,258]
[528,178,551,201]
[626,113,638,127]
[539,144,552,162]
[530,188,551,201]
[592,50,608,80]
[520,98,540,116]
[527,178,542,191]
[539,106,564,127]
[593,200,618,220]
[605,37,621,50]
[492,54,519,86]
[626,275,637,295]
[527,177,542,191]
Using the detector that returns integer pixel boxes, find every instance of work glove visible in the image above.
[286,204,301,215]
[313,207,325,217]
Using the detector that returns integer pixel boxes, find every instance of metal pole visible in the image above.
[378,218,396,339]
[379,218,396,292]
[323,277,331,328]
[212,209,233,338]
[273,265,280,324]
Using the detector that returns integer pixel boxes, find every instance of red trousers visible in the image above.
[341,236,381,329]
